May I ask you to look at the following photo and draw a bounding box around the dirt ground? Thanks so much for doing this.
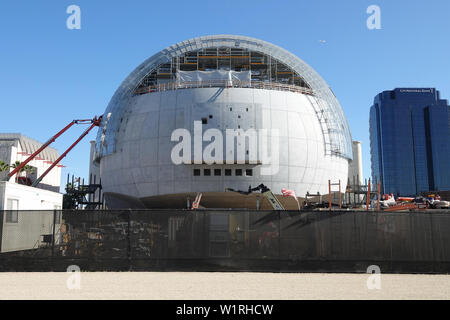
[0,272,449,300]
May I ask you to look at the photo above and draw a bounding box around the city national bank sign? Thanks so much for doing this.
[399,89,434,93]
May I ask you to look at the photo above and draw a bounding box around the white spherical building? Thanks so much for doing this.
[93,35,352,209]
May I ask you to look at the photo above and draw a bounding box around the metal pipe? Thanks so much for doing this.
[328,180,331,211]
[377,179,381,210]
[339,179,341,209]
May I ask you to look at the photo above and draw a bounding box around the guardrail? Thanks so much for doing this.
[134,80,315,96]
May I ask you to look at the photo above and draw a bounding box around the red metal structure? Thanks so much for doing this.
[6,116,102,187]
[366,179,371,211]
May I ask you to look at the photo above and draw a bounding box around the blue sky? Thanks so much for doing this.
[1,0,449,188]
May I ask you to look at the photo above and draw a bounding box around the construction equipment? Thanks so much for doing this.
[328,179,342,210]
[226,184,285,210]
[64,174,104,209]
[4,116,102,187]
[191,193,202,210]
[383,202,419,212]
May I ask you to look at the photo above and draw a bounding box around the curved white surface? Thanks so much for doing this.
[99,88,348,201]
[96,35,352,160]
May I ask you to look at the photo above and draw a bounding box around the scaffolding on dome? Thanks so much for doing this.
[96,35,353,160]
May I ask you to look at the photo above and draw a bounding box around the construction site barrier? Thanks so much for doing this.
[0,209,450,273]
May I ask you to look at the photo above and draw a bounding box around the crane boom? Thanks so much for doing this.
[4,116,102,186]
[31,117,102,187]
[7,121,75,181]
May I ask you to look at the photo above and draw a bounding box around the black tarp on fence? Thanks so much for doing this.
[0,209,449,273]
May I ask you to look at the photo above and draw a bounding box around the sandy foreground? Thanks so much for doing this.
[0,272,449,300]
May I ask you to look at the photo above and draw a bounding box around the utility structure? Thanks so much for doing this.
[344,176,382,209]
[303,192,323,209]
[64,173,104,209]
[4,116,102,187]
[328,180,342,210]
[226,184,285,210]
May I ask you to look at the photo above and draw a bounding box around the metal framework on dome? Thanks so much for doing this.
[96,35,353,160]
[134,47,312,93]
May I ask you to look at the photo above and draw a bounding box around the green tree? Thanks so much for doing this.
[11,161,26,183]
[0,160,10,172]
[63,182,88,209]
[23,164,35,180]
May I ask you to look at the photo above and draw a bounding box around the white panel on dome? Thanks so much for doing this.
[160,91,177,110]
[307,139,318,166]
[272,165,288,182]
[289,166,307,183]
[269,91,287,109]
[288,138,308,166]
[158,165,174,182]
[159,109,176,137]
[139,166,159,182]
[158,181,174,195]
[287,112,306,139]
[271,111,288,137]
[137,182,158,198]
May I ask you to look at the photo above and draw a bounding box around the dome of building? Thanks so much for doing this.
[93,35,353,209]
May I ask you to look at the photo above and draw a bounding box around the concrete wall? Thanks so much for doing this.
[0,182,62,253]
[99,88,349,207]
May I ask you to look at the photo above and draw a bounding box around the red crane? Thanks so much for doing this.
[5,116,102,187]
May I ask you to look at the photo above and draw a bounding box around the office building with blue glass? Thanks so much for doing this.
[370,88,450,196]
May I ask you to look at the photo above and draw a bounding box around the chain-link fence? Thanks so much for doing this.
[1,209,450,272]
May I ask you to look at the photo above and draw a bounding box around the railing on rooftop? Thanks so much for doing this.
[134,80,315,96]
